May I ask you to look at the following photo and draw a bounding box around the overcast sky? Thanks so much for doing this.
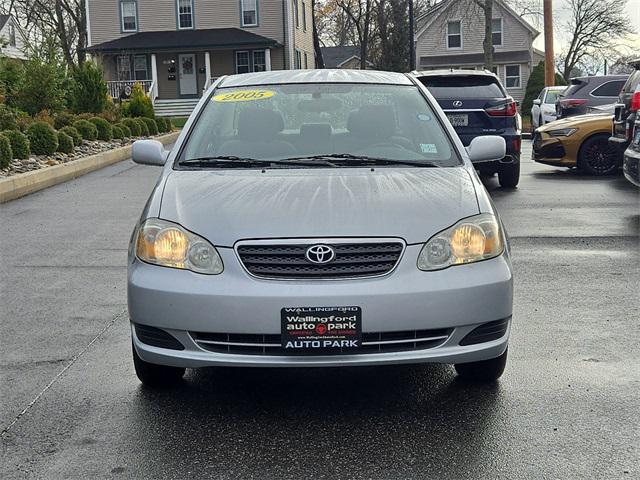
[529,0,640,52]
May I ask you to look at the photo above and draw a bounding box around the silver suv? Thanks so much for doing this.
[128,70,513,387]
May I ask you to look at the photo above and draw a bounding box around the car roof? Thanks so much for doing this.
[412,69,496,78]
[218,69,413,87]
[571,75,628,82]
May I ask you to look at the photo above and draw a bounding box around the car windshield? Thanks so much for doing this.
[179,83,460,167]
[419,75,505,98]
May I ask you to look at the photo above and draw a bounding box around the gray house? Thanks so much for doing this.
[414,0,543,102]
[85,0,315,116]
[0,15,27,61]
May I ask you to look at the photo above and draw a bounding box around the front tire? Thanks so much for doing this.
[455,348,508,383]
[578,134,618,175]
[498,155,520,188]
[132,342,185,387]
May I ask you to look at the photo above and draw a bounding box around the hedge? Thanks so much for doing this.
[53,111,77,130]
[112,125,125,139]
[115,122,131,138]
[73,119,98,141]
[0,133,12,168]
[135,117,150,137]
[57,131,74,153]
[27,121,58,155]
[121,118,141,137]
[89,116,113,141]
[60,125,82,147]
[2,129,30,159]
[140,117,158,135]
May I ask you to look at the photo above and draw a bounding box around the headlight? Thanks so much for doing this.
[548,128,577,137]
[135,218,223,274]
[417,214,504,271]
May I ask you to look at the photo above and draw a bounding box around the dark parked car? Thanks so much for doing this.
[413,70,521,188]
[623,96,640,187]
[609,60,640,159]
[556,75,627,119]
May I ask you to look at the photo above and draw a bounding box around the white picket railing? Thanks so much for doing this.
[106,80,153,101]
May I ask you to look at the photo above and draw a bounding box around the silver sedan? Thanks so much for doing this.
[128,69,513,386]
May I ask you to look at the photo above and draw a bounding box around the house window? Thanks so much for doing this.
[447,21,461,49]
[302,1,307,31]
[134,55,148,80]
[120,1,137,32]
[177,0,194,29]
[294,0,299,28]
[295,50,302,69]
[241,0,258,27]
[117,55,132,80]
[8,23,16,47]
[492,18,502,46]
[236,51,251,73]
[505,65,521,88]
[253,50,266,72]
[304,52,308,69]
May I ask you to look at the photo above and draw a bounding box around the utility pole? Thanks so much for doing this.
[409,0,416,71]
[543,0,555,86]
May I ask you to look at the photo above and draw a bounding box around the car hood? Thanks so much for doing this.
[539,113,613,131]
[159,167,479,246]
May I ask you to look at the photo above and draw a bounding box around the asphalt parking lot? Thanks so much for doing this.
[1,140,639,479]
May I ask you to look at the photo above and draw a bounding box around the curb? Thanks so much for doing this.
[0,131,180,204]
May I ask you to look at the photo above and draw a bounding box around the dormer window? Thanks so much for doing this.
[8,23,16,46]
[447,21,461,49]
[177,0,194,29]
[492,18,503,46]
[242,0,258,27]
[120,1,137,32]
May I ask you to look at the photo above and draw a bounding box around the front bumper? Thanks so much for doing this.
[128,246,513,368]
[623,147,640,186]
[532,131,573,167]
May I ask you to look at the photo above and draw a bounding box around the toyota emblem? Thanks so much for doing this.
[305,244,336,264]
[453,100,463,108]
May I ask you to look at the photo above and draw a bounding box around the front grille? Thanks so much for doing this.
[191,328,452,356]
[236,242,404,279]
[459,318,510,346]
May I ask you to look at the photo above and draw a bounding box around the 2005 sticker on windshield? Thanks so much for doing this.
[212,90,275,102]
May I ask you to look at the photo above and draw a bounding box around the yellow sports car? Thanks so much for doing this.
[533,114,619,175]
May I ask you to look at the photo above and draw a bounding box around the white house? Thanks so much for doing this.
[415,0,544,102]
[0,15,27,61]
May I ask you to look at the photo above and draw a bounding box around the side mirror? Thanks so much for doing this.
[132,140,168,166]
[465,136,506,163]
[533,99,542,106]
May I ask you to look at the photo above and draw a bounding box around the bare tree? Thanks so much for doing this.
[473,0,494,70]
[560,0,632,81]
[335,0,373,69]
[311,0,325,67]
[6,0,87,66]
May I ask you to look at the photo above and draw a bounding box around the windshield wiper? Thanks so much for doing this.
[178,156,337,168]
[281,154,441,168]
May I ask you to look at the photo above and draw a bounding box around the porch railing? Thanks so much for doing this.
[106,80,153,101]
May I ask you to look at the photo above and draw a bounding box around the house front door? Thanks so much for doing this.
[178,54,197,96]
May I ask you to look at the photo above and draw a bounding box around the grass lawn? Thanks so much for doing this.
[171,117,188,128]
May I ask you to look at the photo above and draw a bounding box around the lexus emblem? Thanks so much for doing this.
[305,244,336,264]
[453,100,463,108]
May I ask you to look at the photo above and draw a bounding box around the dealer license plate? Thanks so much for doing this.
[447,113,468,127]
[281,306,362,352]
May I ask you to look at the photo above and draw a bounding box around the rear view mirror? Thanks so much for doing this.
[132,140,168,166]
[533,99,542,106]
[465,136,506,163]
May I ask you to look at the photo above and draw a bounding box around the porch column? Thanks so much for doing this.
[151,54,158,82]
[205,51,212,84]
[265,48,271,71]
